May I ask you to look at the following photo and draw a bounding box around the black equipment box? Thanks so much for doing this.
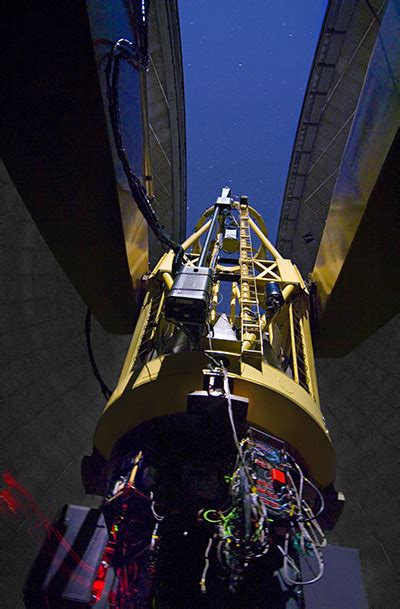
[23,505,111,608]
[165,265,213,325]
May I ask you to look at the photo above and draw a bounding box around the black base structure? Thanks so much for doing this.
[22,375,357,609]
[24,505,294,609]
[23,506,367,609]
[301,545,368,609]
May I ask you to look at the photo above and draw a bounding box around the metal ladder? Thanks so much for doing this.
[239,205,263,363]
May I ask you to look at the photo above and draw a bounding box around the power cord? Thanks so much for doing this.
[85,309,112,401]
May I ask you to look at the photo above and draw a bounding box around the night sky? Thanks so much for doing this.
[178,1,328,243]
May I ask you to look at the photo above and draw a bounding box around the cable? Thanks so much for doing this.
[150,521,160,550]
[287,453,325,521]
[200,537,214,593]
[200,376,326,590]
[150,496,164,522]
[85,309,112,401]
[282,531,324,586]
[222,366,246,468]
[301,475,325,521]
[203,510,223,524]
[299,517,326,550]
[105,38,182,256]
[206,322,215,356]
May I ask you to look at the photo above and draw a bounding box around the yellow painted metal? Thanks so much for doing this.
[182,219,213,251]
[276,259,304,286]
[217,262,241,274]
[94,351,334,486]
[210,280,220,324]
[253,259,281,282]
[288,302,299,384]
[150,219,212,278]
[94,195,334,489]
[294,304,313,395]
[193,205,215,232]
[111,291,153,402]
[242,331,257,352]
[282,283,296,302]
[162,272,173,290]
[246,206,269,240]
[299,296,320,403]
[239,205,263,359]
[129,450,143,486]
[195,203,269,259]
[229,289,236,323]
[186,219,213,257]
[229,283,238,323]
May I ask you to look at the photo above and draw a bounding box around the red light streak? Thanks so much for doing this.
[0,471,96,579]
[0,487,19,514]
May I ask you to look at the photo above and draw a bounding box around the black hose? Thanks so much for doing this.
[85,309,112,401]
[105,38,182,255]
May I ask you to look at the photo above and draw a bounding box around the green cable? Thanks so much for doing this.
[203,510,222,523]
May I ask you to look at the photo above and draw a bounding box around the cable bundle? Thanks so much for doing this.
[105,37,182,255]
[199,362,327,593]
[277,456,327,586]
[220,458,271,592]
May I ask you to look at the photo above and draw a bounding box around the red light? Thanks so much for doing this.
[271,469,286,484]
[92,577,106,602]
[0,488,19,514]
